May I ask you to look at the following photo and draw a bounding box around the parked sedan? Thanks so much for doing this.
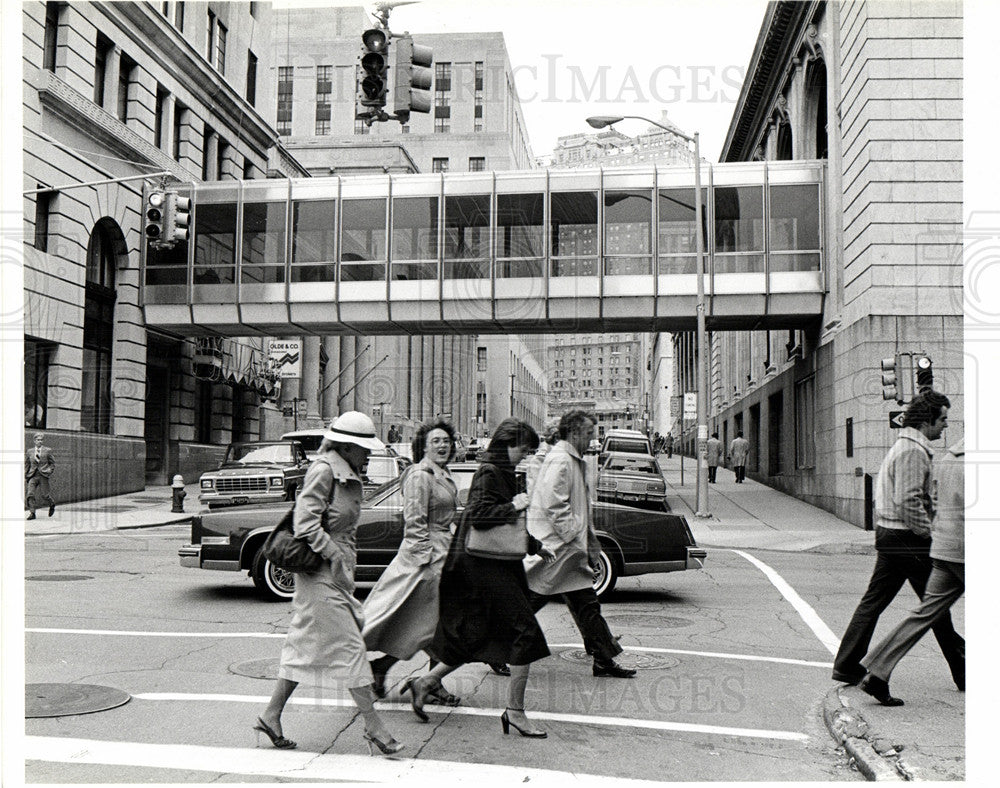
[362,453,411,491]
[179,463,705,601]
[596,451,669,511]
[197,441,310,508]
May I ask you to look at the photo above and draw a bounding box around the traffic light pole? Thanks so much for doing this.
[23,171,174,196]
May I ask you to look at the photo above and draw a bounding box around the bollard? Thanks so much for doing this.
[171,474,186,513]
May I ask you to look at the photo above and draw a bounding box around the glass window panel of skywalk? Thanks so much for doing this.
[657,188,703,275]
[392,196,439,280]
[768,183,821,272]
[550,191,598,277]
[444,194,491,279]
[496,193,543,278]
[713,185,764,274]
[604,189,653,276]
[341,198,387,281]
[242,200,286,284]
[290,199,336,282]
[193,201,237,284]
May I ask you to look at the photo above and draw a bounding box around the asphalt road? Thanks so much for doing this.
[22,522,959,783]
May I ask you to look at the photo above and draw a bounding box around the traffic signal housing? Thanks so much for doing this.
[145,190,166,243]
[881,352,918,405]
[393,34,433,119]
[165,193,191,244]
[358,27,390,115]
[880,356,899,403]
[914,354,933,393]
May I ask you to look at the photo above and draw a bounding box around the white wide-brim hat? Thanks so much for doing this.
[323,411,385,451]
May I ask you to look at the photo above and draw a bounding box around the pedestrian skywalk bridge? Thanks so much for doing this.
[142,161,825,336]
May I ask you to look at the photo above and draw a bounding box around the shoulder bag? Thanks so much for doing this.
[261,507,325,573]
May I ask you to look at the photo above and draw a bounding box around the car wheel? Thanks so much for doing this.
[592,546,619,599]
[251,545,296,601]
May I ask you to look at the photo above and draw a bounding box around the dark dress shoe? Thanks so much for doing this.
[860,675,904,706]
[488,663,511,676]
[27,513,36,520]
[48,504,55,517]
[593,660,636,678]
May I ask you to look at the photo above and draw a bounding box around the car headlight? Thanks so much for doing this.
[269,476,284,486]
[200,479,214,489]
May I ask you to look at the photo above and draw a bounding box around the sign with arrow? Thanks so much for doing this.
[889,410,905,429]
[268,340,301,379]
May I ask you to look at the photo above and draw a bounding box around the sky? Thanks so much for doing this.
[275,0,772,160]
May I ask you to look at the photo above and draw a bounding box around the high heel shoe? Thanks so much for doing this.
[364,731,405,757]
[370,655,395,699]
[500,709,547,738]
[253,716,297,749]
[401,677,460,707]
[400,676,438,722]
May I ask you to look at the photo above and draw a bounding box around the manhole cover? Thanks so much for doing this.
[231,658,280,680]
[606,614,693,629]
[26,575,94,582]
[558,649,680,671]
[26,683,131,718]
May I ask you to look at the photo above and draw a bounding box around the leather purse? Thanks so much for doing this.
[465,510,529,560]
[262,507,324,574]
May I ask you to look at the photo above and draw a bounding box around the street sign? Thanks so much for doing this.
[282,406,293,417]
[683,392,697,420]
[889,410,905,429]
[268,340,301,379]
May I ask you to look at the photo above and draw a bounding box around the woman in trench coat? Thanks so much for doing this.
[363,419,461,703]
[254,412,403,757]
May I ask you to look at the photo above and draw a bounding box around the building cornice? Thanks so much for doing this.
[720,1,820,162]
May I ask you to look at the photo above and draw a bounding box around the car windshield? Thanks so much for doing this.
[605,438,650,454]
[285,434,324,454]
[606,457,658,474]
[365,456,398,484]
[227,444,295,464]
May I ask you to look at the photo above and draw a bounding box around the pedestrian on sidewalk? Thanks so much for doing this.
[665,432,674,459]
[255,412,403,757]
[729,432,749,483]
[405,419,556,738]
[831,391,964,690]
[25,432,56,520]
[363,419,460,704]
[525,418,560,497]
[524,410,636,679]
[706,433,723,483]
[386,424,401,444]
[859,439,965,706]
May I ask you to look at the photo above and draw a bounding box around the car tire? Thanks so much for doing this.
[251,546,296,601]
[592,545,619,599]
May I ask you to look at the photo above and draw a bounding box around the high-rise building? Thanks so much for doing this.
[541,110,694,169]
[674,1,963,526]
[22,0,307,496]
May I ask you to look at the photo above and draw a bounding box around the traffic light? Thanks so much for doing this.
[392,34,433,119]
[164,192,191,244]
[881,357,899,402]
[914,354,933,393]
[358,27,390,114]
[145,190,166,243]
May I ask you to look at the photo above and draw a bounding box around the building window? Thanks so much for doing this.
[174,0,185,31]
[93,33,113,107]
[216,138,229,180]
[277,66,293,136]
[795,376,816,469]
[207,9,216,62]
[216,22,227,74]
[400,123,410,134]
[468,157,485,172]
[154,85,168,149]
[435,61,451,90]
[477,346,487,371]
[315,65,332,135]
[202,126,215,180]
[117,52,136,123]
[82,224,117,434]
[25,338,53,428]
[432,158,449,173]
[172,102,186,160]
[243,156,255,180]
[434,116,450,133]
[434,62,451,133]
[246,50,257,106]
[195,379,213,443]
[43,1,62,72]
[33,189,53,251]
[354,117,370,135]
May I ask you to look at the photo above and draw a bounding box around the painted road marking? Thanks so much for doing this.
[25,629,832,668]
[730,549,840,655]
[132,692,809,742]
[24,735,670,785]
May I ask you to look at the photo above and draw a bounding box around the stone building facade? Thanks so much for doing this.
[674,0,963,526]
[22,1,307,497]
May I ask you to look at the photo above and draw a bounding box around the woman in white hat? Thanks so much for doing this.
[254,412,403,757]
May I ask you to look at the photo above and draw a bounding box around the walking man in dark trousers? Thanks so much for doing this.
[831,391,964,689]
[25,432,56,519]
[729,431,749,483]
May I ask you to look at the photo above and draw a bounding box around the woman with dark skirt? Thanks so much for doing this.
[403,418,555,738]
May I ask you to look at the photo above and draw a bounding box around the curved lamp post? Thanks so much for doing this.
[585,115,710,517]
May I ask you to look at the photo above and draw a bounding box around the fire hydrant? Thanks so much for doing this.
[171,474,186,513]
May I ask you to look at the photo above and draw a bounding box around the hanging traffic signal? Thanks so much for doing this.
[145,190,166,242]
[358,27,390,114]
[165,192,191,244]
[392,34,433,119]
[881,357,899,403]
[914,354,933,393]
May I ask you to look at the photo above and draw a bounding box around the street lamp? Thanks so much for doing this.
[584,115,710,517]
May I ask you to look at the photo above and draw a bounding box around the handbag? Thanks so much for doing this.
[261,507,325,574]
[465,510,529,560]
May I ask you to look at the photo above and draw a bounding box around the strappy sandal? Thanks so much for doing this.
[253,716,297,749]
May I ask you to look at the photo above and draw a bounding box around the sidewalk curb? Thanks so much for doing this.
[822,686,910,781]
[118,515,194,530]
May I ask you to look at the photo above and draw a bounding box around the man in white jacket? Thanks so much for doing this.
[524,410,635,678]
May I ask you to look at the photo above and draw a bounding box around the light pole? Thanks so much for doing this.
[585,115,710,517]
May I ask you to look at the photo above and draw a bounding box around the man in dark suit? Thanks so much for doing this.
[25,432,56,519]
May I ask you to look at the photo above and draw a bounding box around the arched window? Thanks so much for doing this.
[81,222,119,433]
[776,123,793,161]
[805,60,828,160]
